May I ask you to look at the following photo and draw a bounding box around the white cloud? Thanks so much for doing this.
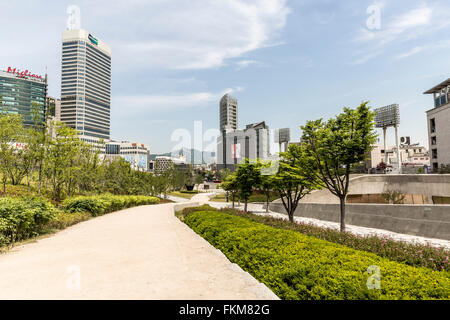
[103,0,290,70]
[113,87,244,115]
[352,4,450,64]
[356,6,433,44]
[350,50,383,65]
[395,40,450,60]
[235,60,260,69]
[396,46,425,59]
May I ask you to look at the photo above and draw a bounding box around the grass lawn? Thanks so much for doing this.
[169,191,200,199]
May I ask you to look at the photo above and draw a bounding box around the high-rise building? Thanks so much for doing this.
[0,67,47,126]
[217,121,270,171]
[220,94,238,131]
[61,29,111,140]
[46,96,61,121]
[424,79,450,171]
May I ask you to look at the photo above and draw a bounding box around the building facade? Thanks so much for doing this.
[424,79,450,171]
[61,29,111,140]
[217,121,270,171]
[0,67,47,126]
[153,156,188,173]
[105,141,150,172]
[220,94,238,131]
[46,96,61,121]
[366,143,430,171]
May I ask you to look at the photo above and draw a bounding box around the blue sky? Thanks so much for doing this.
[2,0,450,153]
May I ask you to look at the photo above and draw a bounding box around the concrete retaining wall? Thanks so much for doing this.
[269,202,450,240]
[289,174,450,204]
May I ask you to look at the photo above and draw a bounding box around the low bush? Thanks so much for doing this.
[62,194,160,216]
[184,210,450,300]
[179,205,450,272]
[0,197,55,246]
[45,211,91,230]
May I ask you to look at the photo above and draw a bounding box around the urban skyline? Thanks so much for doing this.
[1,1,450,154]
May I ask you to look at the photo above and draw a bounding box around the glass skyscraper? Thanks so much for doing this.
[0,68,47,126]
[61,29,111,139]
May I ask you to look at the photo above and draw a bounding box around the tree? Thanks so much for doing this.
[45,122,81,201]
[235,159,261,212]
[272,144,322,222]
[0,112,23,192]
[221,173,239,208]
[258,165,276,213]
[301,101,377,231]
[194,172,204,190]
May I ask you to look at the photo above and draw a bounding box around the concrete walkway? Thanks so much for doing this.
[0,201,277,300]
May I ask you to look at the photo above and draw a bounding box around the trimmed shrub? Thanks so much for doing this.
[179,205,450,272]
[45,211,91,230]
[0,197,56,246]
[62,194,159,216]
[184,210,450,300]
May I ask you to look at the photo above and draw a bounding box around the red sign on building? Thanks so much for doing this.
[7,67,43,80]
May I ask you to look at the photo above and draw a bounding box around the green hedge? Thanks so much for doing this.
[179,205,450,272]
[0,197,55,246]
[62,194,160,216]
[184,210,450,300]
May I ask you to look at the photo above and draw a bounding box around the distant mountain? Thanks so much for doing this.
[150,148,216,164]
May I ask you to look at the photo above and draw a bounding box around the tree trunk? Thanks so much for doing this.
[339,196,346,232]
[266,192,270,213]
[244,199,248,213]
[288,211,294,222]
[288,198,294,222]
[38,164,42,196]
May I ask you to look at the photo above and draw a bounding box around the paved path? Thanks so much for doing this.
[0,202,277,300]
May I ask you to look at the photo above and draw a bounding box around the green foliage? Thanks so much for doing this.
[220,173,239,207]
[0,197,55,246]
[62,194,160,216]
[272,144,323,221]
[235,159,261,212]
[45,210,91,230]
[0,113,198,200]
[179,205,450,271]
[184,210,450,300]
[0,112,25,189]
[301,102,378,231]
[438,164,450,174]
[382,190,406,204]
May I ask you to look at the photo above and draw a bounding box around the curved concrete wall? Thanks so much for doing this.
[269,202,450,240]
[275,174,450,204]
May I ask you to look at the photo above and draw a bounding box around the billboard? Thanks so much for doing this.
[139,154,147,169]
[231,143,241,159]
[374,104,400,128]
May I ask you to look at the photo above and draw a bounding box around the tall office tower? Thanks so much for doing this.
[220,94,238,131]
[61,29,111,140]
